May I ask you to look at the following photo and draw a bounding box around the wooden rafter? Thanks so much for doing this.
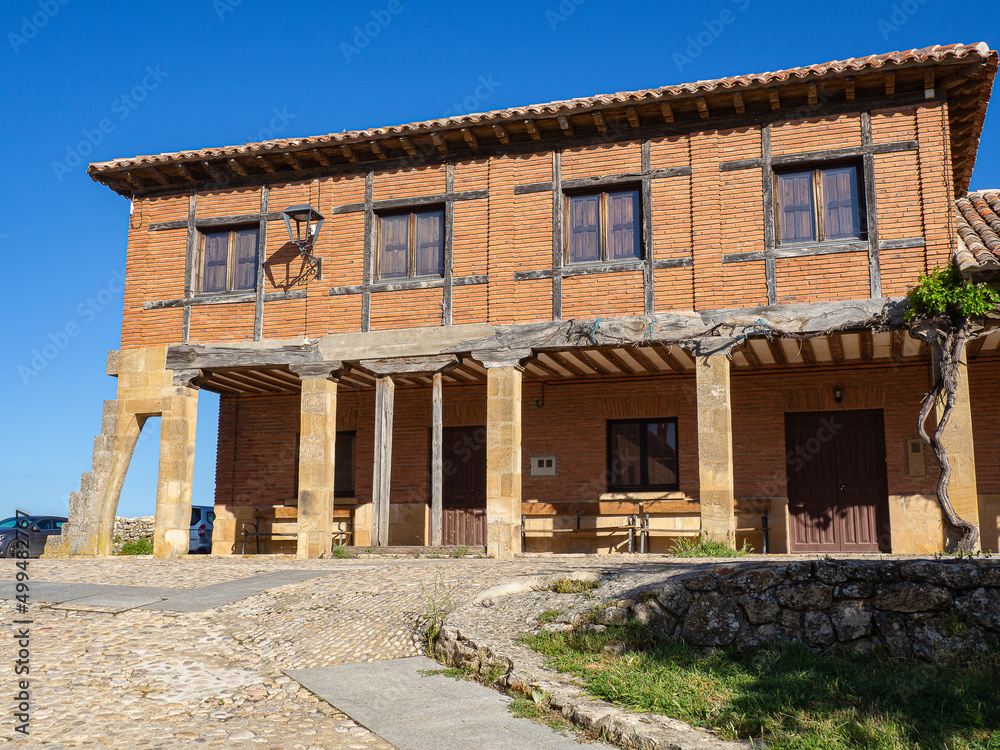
[431,133,447,152]
[575,349,614,375]
[371,141,387,160]
[285,152,304,170]
[461,129,478,149]
[524,120,541,140]
[807,82,818,106]
[340,145,358,163]
[695,96,709,119]
[885,71,895,96]
[924,67,936,98]
[177,163,197,182]
[891,330,904,360]
[558,115,573,136]
[626,107,640,128]
[601,348,641,374]
[492,124,510,144]
[202,161,228,181]
[860,330,874,361]
[547,351,591,377]
[399,137,417,156]
[968,336,986,357]
[314,150,331,167]
[624,346,664,373]
[845,77,855,100]
[767,338,787,366]
[660,102,674,124]
[256,156,276,174]
[732,92,745,115]
[650,344,685,372]
[528,358,562,378]
[739,340,762,368]
[592,111,607,133]
[148,167,171,186]
[799,338,817,364]
[768,87,780,111]
[829,332,846,363]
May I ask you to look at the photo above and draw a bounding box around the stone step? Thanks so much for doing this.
[79,472,93,495]
[101,400,118,434]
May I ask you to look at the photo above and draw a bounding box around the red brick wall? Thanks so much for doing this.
[121,101,954,348]
[216,361,959,509]
[970,354,1000,495]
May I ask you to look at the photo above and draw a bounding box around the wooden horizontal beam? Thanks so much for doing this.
[360,354,460,376]
[514,166,692,195]
[144,289,305,310]
[166,342,327,370]
[150,211,283,232]
[332,189,488,215]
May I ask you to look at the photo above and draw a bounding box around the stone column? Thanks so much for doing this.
[291,364,340,559]
[933,341,981,549]
[153,371,200,559]
[476,349,530,558]
[691,339,738,545]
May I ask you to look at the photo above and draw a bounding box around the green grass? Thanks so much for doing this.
[538,609,562,625]
[523,623,1000,750]
[451,544,469,558]
[668,536,753,557]
[117,537,153,555]
[331,545,354,559]
[541,577,601,595]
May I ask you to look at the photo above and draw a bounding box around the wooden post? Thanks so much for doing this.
[431,371,443,546]
[372,375,395,546]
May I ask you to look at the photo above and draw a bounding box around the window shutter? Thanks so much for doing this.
[202,232,229,292]
[414,210,444,277]
[568,194,600,263]
[778,172,816,243]
[232,229,259,290]
[821,167,861,240]
[607,189,641,260]
[379,214,409,279]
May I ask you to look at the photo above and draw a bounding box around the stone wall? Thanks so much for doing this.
[112,516,155,553]
[608,559,1000,661]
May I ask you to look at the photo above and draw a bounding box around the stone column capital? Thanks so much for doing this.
[471,348,532,370]
[289,362,343,381]
[683,337,740,359]
[172,369,203,388]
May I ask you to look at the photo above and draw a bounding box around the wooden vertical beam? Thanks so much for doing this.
[641,139,654,315]
[362,171,374,331]
[552,150,563,320]
[861,112,882,298]
[443,164,455,325]
[253,185,269,341]
[182,192,198,344]
[372,375,395,547]
[430,372,443,547]
[760,124,777,304]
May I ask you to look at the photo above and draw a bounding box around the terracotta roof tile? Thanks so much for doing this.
[955,190,1000,274]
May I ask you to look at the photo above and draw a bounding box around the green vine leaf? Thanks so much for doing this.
[904,266,1000,322]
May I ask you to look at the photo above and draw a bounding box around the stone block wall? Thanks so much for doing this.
[112,516,155,553]
[609,559,1000,662]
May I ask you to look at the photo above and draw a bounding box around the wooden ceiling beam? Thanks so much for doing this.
[176,163,197,182]
[968,336,986,357]
[766,338,787,366]
[399,137,417,156]
[885,71,895,97]
[340,145,358,163]
[371,141,387,160]
[660,102,674,124]
[575,349,614,375]
[148,166,171,186]
[768,87,780,111]
[799,338,816,364]
[202,161,229,182]
[592,111,608,133]
[845,77,855,100]
[431,133,447,152]
[739,340,762,368]
[807,82,818,106]
[461,129,478,149]
[650,344,686,372]
[600,348,641,374]
[626,106,640,128]
[545,351,590,377]
[314,150,331,167]
[890,330,904,361]
[829,332,846,364]
[227,159,249,177]
[860,330,874,361]
[492,124,510,144]
[624,346,664,373]
[123,173,146,191]
[284,152,304,170]
[924,67,936,99]
[528,357,562,378]
[524,120,541,140]
[558,115,574,136]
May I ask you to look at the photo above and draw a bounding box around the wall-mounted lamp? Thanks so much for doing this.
[833,385,843,404]
[281,204,325,278]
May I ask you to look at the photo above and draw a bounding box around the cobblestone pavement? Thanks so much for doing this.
[0,555,678,749]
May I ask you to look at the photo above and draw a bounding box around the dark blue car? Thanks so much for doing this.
[0,516,68,558]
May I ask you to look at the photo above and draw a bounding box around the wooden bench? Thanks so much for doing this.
[241,505,298,554]
[637,499,702,553]
[521,501,640,553]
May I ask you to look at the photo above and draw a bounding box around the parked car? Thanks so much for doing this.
[190,506,215,553]
[0,516,68,558]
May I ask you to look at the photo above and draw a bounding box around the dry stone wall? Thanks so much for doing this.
[112,516,155,553]
[604,559,1000,662]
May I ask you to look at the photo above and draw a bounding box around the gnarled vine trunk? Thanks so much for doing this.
[914,319,980,553]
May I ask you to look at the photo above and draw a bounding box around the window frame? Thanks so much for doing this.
[564,185,643,266]
[605,417,679,492]
[375,206,446,281]
[195,225,259,294]
[773,162,867,246]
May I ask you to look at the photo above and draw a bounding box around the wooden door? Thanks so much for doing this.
[441,426,487,546]
[785,410,889,553]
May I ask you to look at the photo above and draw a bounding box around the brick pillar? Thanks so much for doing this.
[292,365,339,559]
[153,373,199,559]
[933,341,981,548]
[478,350,529,558]
[692,340,737,545]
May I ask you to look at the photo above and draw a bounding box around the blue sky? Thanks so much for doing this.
[1,0,997,519]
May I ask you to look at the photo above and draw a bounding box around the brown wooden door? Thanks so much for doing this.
[785,410,889,553]
[441,425,487,546]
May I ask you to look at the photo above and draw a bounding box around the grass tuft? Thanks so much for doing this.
[117,537,153,555]
[523,622,1000,750]
[331,545,354,559]
[667,536,752,558]
[540,577,601,595]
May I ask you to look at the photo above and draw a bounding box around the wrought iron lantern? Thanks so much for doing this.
[281,204,325,278]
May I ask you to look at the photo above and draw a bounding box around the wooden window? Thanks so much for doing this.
[775,165,864,245]
[377,208,444,280]
[566,188,641,264]
[607,418,678,491]
[197,227,259,293]
[334,431,356,498]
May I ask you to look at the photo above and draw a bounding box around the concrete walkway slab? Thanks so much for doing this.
[289,656,615,750]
